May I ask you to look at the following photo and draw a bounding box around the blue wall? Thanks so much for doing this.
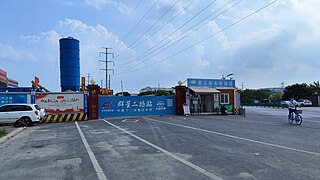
[99,96,176,118]
[0,94,28,106]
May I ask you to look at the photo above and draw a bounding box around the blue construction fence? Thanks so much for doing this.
[0,92,176,118]
[0,93,29,105]
[98,96,176,118]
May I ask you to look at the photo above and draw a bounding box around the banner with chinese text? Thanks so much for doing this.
[98,96,176,118]
[36,93,84,114]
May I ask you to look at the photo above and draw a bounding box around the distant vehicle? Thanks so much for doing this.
[297,99,312,107]
[0,104,43,127]
[280,100,289,107]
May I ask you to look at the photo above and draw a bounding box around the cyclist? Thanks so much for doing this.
[287,98,300,118]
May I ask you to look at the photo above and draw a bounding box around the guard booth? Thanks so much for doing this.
[187,78,237,114]
[188,87,220,114]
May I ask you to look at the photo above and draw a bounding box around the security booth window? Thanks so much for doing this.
[220,93,229,104]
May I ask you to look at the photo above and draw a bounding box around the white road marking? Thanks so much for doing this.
[103,120,223,180]
[143,117,320,157]
[75,122,107,180]
[122,119,139,123]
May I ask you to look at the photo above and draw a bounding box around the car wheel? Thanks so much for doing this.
[14,120,24,127]
[20,117,33,127]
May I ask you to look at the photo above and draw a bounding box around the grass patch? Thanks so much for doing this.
[0,129,6,137]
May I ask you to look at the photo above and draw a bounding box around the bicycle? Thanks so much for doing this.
[288,109,302,125]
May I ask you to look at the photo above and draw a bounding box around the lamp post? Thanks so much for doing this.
[222,73,234,80]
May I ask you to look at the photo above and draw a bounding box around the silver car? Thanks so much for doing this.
[0,104,43,127]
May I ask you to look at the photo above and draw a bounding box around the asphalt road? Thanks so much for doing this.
[0,107,319,180]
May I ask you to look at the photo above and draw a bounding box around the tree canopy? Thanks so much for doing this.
[241,81,320,103]
[282,83,313,100]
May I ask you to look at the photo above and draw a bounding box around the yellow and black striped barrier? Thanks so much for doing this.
[41,113,88,123]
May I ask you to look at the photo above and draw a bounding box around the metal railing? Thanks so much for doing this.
[242,103,288,109]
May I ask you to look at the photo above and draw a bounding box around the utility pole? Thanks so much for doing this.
[87,73,91,85]
[99,47,115,89]
[108,74,111,90]
[121,80,124,96]
[281,82,285,88]
[241,82,245,90]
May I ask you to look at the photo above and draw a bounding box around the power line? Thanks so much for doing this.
[113,0,161,50]
[114,0,180,60]
[131,0,197,50]
[116,0,239,74]
[115,0,218,72]
[119,0,278,75]
[117,0,241,74]
[99,48,115,89]
[116,0,197,67]
[113,0,144,35]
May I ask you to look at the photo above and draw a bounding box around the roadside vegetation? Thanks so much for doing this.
[138,90,174,96]
[0,129,6,137]
[241,81,320,105]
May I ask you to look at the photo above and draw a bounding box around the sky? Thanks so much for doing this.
[0,0,319,93]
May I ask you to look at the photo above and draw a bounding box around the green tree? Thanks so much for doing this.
[115,92,131,96]
[309,81,320,96]
[282,83,312,100]
[271,92,283,101]
[155,90,171,96]
[240,89,271,103]
[138,91,155,96]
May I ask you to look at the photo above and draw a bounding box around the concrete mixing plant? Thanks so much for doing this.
[59,37,80,92]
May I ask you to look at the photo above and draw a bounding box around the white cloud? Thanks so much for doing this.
[57,18,135,80]
[85,0,133,15]
[0,43,36,62]
[58,18,133,54]
[21,30,61,46]
[157,0,192,15]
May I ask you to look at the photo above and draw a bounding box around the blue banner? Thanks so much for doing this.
[31,94,35,104]
[187,78,235,88]
[84,92,88,114]
[0,94,28,106]
[98,96,176,118]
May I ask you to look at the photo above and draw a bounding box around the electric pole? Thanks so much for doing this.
[121,80,124,96]
[241,82,245,90]
[87,73,91,85]
[99,47,115,89]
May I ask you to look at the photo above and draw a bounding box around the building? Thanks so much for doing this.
[186,78,238,113]
[0,69,7,87]
[259,87,285,95]
[0,69,18,88]
[7,78,18,88]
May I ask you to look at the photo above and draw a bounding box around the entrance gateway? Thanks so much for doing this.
[186,78,237,114]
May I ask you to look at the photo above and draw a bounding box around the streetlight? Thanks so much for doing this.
[222,73,234,80]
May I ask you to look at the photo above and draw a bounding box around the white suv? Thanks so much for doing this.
[0,104,43,127]
[297,99,312,107]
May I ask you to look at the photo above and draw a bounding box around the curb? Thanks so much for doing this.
[0,127,26,145]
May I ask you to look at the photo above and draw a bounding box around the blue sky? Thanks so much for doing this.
[0,0,319,93]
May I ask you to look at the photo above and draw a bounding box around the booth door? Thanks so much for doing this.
[201,95,213,112]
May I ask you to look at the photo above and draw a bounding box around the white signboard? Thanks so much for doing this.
[36,93,84,114]
[183,104,190,116]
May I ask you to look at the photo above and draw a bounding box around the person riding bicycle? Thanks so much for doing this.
[287,98,300,118]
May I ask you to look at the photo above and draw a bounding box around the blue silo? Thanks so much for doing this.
[59,37,80,92]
